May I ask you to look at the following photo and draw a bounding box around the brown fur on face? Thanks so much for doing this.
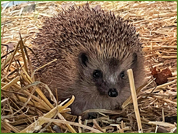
[66,49,145,115]
[30,4,145,116]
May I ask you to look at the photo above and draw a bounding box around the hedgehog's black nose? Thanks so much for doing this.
[108,88,118,97]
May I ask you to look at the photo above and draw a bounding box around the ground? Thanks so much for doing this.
[1,1,177,133]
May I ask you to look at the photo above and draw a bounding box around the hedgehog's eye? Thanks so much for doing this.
[120,71,125,79]
[93,70,103,79]
[80,53,88,67]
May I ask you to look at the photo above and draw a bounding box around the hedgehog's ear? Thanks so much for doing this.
[132,53,137,64]
[79,53,88,67]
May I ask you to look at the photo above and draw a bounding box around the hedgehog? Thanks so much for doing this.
[31,4,145,116]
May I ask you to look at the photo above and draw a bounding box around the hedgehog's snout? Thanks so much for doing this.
[108,88,118,97]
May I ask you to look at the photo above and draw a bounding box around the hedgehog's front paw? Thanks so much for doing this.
[81,112,99,120]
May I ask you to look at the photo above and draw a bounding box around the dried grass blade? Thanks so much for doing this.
[148,121,175,128]
[57,112,77,133]
[19,96,75,133]
[93,119,105,132]
[40,118,102,133]
[17,95,50,110]
[2,119,20,133]
[1,52,14,70]
[122,78,155,108]
[146,80,177,93]
[127,69,143,133]
[1,76,20,90]
[21,67,54,109]
[19,36,28,72]
[6,41,20,72]
[31,58,57,79]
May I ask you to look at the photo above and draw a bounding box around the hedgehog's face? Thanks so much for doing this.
[78,52,144,99]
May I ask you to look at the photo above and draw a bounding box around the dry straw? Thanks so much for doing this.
[1,1,177,133]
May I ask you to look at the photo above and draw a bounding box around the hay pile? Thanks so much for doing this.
[1,1,177,133]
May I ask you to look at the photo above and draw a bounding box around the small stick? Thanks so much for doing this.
[127,69,143,133]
